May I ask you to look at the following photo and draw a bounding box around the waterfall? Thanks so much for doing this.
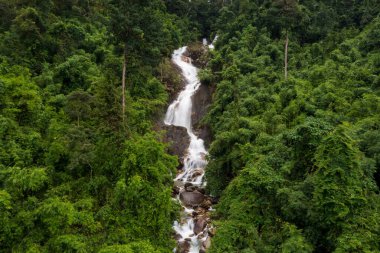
[165,47,212,253]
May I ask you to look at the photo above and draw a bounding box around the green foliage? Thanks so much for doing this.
[0,0,190,252]
[206,2,380,252]
[1,1,379,252]
[99,241,160,253]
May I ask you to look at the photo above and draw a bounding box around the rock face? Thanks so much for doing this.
[191,83,214,148]
[162,125,190,159]
[194,217,207,235]
[162,61,186,104]
[178,240,190,253]
[186,42,209,68]
[180,191,205,207]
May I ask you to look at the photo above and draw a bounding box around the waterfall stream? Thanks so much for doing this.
[165,47,212,253]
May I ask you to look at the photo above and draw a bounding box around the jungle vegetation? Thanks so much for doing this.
[0,0,379,252]
[203,1,380,252]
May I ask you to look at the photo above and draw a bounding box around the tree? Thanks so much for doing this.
[271,0,301,79]
[109,0,179,123]
[65,90,92,126]
[308,125,377,251]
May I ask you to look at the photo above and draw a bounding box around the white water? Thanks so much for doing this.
[165,47,210,253]
[202,36,218,50]
[208,36,218,50]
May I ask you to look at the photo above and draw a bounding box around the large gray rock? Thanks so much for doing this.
[194,217,207,235]
[180,191,205,207]
[191,83,214,148]
[162,125,190,159]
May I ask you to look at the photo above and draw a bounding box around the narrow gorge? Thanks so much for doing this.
[164,46,214,253]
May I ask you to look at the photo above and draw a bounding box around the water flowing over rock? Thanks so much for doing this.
[164,46,214,253]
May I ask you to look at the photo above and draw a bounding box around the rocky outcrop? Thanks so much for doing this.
[180,191,205,207]
[162,125,190,160]
[194,217,207,235]
[186,42,209,68]
[191,83,214,148]
[159,59,186,103]
[178,240,190,253]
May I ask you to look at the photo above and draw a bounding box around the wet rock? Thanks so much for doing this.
[200,198,212,210]
[162,125,190,159]
[191,168,204,178]
[174,180,185,188]
[186,42,209,68]
[197,231,207,240]
[203,237,211,249]
[194,217,207,235]
[172,186,180,197]
[161,61,185,103]
[177,159,184,170]
[174,233,182,241]
[194,207,207,216]
[191,82,214,148]
[196,188,206,194]
[185,185,197,192]
[200,248,206,253]
[181,55,192,63]
[180,191,205,207]
[178,240,190,253]
[184,182,196,192]
[184,182,193,188]
[209,227,216,237]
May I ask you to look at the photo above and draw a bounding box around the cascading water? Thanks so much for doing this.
[165,47,213,253]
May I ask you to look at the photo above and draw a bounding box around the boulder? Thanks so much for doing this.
[172,186,180,197]
[191,168,204,178]
[178,240,190,253]
[200,198,212,210]
[185,185,197,192]
[191,82,214,148]
[197,188,206,194]
[174,180,185,188]
[174,233,182,241]
[194,217,207,235]
[184,182,196,192]
[162,125,190,159]
[184,182,193,188]
[180,191,205,207]
[209,227,216,237]
[203,237,211,249]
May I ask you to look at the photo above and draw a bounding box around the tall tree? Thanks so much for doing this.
[272,0,301,79]
[109,0,179,123]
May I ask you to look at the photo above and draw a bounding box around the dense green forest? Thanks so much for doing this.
[203,0,380,252]
[0,0,218,252]
[0,0,379,252]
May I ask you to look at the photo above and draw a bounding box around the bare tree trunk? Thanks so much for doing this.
[284,30,289,80]
[122,44,127,123]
